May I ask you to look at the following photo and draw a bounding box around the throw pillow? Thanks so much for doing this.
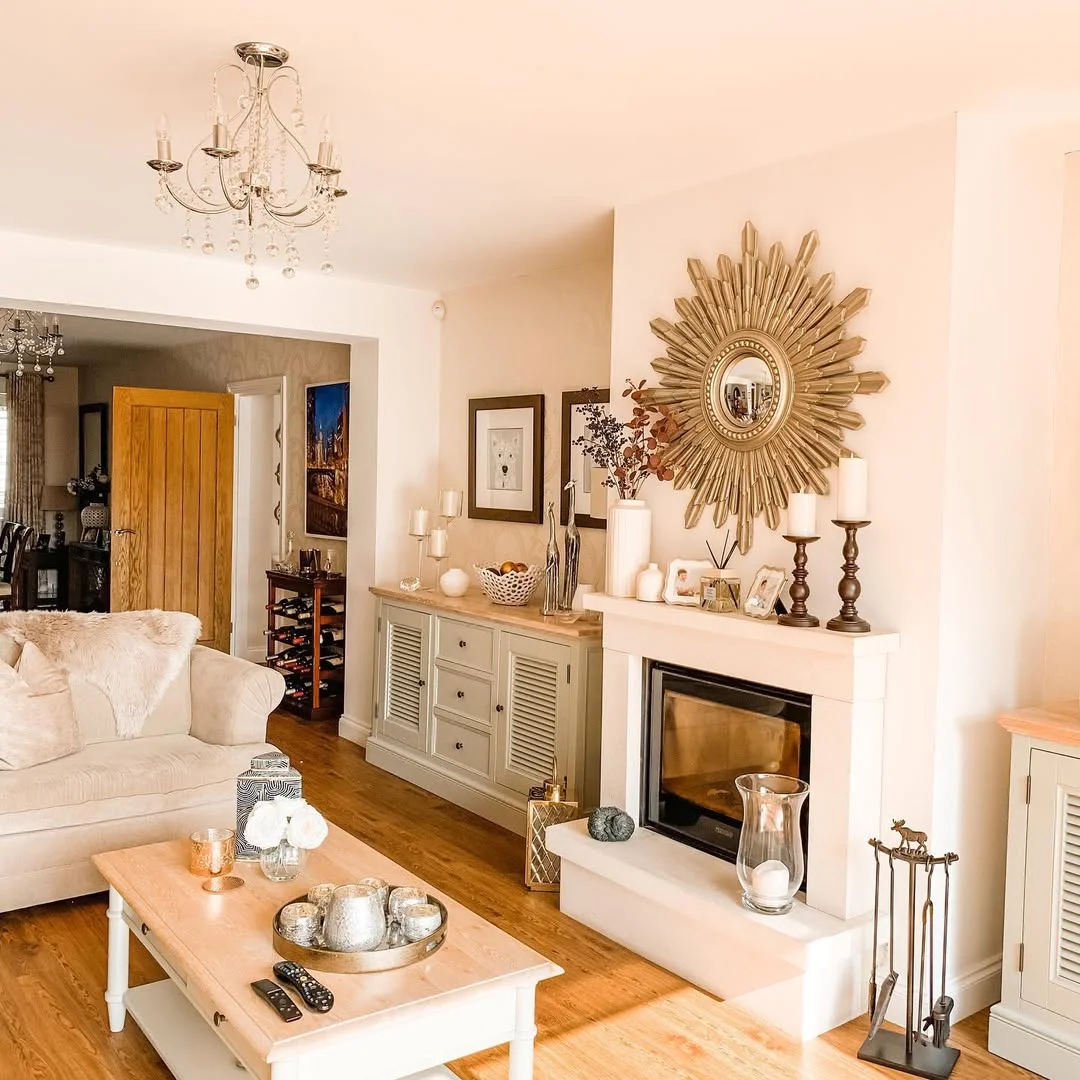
[0,641,82,770]
[0,631,20,668]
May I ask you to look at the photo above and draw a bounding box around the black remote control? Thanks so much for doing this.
[250,979,303,1022]
[273,961,334,1013]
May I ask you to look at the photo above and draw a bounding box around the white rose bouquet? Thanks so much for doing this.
[244,796,329,851]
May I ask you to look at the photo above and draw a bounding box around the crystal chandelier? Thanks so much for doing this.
[0,309,65,376]
[147,42,346,289]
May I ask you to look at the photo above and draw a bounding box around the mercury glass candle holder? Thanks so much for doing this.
[734,773,809,915]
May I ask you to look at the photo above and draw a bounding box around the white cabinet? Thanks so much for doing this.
[366,590,602,834]
[990,709,1080,1079]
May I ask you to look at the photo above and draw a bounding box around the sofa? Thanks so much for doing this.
[0,633,286,913]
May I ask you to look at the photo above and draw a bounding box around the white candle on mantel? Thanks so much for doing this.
[439,489,462,518]
[750,859,791,901]
[408,508,431,537]
[429,528,447,558]
[786,492,817,538]
[837,457,869,522]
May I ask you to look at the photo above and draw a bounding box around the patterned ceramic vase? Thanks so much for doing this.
[80,502,109,530]
[236,751,302,859]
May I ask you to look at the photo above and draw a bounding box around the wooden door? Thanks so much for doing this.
[111,387,234,651]
[495,633,571,797]
[378,603,432,751]
[1022,749,1080,1022]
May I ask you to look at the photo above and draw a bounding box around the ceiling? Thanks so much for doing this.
[3,2,1080,290]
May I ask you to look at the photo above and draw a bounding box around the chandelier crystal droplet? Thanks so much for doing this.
[147,42,346,287]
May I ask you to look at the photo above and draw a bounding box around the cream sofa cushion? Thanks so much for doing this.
[0,642,82,770]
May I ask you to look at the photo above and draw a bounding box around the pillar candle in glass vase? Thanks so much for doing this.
[439,489,462,518]
[836,457,868,521]
[786,492,817,537]
[429,528,447,558]
[408,508,431,537]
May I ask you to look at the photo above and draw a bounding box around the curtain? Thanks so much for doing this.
[6,374,45,530]
[0,376,8,522]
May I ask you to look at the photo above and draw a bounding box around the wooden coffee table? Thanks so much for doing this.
[92,824,561,1080]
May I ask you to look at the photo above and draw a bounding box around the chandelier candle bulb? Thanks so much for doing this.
[429,528,447,558]
[155,114,171,162]
[786,492,817,538]
[837,457,869,522]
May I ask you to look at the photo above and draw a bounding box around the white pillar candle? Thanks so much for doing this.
[837,457,868,521]
[408,508,430,537]
[750,859,791,900]
[439,489,462,518]
[786,492,817,537]
[428,528,447,558]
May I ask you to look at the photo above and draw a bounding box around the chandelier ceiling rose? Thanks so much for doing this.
[147,40,345,288]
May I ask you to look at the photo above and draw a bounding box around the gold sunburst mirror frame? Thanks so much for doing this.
[646,222,889,552]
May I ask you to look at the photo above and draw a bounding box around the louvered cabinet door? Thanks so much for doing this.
[495,633,571,797]
[378,604,432,751]
[1022,749,1080,1021]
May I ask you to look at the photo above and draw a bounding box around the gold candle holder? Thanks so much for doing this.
[189,828,244,893]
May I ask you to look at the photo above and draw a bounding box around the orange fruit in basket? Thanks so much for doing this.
[499,561,518,575]
[513,562,528,572]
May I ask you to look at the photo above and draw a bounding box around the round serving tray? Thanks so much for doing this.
[271,890,448,974]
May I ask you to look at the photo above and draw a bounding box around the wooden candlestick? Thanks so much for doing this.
[778,535,819,628]
[827,520,871,633]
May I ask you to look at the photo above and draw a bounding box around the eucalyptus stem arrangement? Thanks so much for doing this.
[572,380,678,500]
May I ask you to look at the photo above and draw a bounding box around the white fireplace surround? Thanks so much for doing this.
[546,593,900,1038]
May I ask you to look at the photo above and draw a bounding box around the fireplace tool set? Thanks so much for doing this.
[859,822,960,1080]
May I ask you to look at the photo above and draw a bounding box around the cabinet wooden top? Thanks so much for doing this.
[999,703,1080,747]
[370,586,602,640]
[267,569,347,595]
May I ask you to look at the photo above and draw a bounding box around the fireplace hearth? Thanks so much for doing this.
[644,662,811,873]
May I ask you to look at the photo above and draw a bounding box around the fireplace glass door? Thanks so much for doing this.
[644,663,811,865]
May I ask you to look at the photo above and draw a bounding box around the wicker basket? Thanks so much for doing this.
[473,564,544,606]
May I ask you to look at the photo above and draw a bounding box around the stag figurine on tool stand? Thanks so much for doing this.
[860,822,960,1080]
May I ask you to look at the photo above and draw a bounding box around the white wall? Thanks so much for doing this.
[0,228,440,739]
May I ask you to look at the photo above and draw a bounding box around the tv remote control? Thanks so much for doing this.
[273,961,334,1013]
[250,979,303,1022]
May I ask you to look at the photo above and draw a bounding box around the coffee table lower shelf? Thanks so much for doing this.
[125,979,454,1080]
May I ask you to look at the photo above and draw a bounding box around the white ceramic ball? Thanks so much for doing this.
[439,568,470,597]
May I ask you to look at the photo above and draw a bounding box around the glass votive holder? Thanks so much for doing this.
[387,886,427,923]
[189,828,243,893]
[280,901,321,946]
[358,877,390,911]
[402,903,443,942]
[307,882,337,916]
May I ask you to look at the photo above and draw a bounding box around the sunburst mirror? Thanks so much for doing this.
[647,221,888,552]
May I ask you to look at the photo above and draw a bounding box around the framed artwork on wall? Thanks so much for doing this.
[305,381,350,539]
[468,395,544,524]
[560,388,609,529]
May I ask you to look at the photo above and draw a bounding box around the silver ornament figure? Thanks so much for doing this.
[561,480,580,611]
[542,501,561,616]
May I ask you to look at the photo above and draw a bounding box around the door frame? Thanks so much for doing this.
[228,376,287,658]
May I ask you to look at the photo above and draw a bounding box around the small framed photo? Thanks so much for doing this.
[744,565,787,619]
[663,559,714,606]
[81,527,101,545]
[468,395,545,524]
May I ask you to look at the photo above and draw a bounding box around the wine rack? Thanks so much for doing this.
[265,569,346,722]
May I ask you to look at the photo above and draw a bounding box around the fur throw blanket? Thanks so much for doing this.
[0,610,200,737]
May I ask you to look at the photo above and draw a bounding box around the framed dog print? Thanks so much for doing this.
[560,388,609,529]
[305,381,350,538]
[468,395,544,524]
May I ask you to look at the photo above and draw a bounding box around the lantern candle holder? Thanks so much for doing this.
[734,773,809,915]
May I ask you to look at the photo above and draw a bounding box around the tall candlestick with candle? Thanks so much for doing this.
[400,508,431,592]
[427,527,448,588]
[779,492,820,628]
[829,456,871,632]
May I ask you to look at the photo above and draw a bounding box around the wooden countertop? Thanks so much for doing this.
[999,703,1080,748]
[370,586,602,640]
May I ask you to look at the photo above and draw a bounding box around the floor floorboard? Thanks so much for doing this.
[0,711,1039,1079]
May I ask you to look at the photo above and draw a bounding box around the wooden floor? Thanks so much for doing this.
[0,711,1038,1080]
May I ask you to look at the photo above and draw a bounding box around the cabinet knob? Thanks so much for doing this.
[214,1011,227,1027]
[454,741,464,750]
[456,690,465,699]
[496,704,504,713]
[458,639,467,648]
[417,678,426,687]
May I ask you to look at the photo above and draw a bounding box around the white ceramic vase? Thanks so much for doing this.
[606,499,652,598]
[635,562,664,602]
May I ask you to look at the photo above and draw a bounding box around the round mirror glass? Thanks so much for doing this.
[719,353,774,427]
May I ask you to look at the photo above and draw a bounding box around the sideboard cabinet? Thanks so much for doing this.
[990,705,1080,1079]
[367,587,603,835]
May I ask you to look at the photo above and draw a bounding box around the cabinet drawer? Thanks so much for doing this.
[434,665,492,726]
[432,715,492,779]
[437,617,494,673]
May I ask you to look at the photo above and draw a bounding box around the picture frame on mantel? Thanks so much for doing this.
[468,394,545,524]
[560,388,609,529]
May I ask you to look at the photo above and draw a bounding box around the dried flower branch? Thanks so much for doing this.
[572,380,678,500]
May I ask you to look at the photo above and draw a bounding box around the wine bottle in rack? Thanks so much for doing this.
[319,627,345,646]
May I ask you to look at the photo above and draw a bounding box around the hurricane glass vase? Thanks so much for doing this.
[259,838,308,882]
[734,773,809,915]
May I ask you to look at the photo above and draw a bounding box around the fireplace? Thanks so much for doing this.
[643,662,811,871]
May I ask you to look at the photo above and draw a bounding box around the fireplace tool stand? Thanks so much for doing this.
[858,827,960,1080]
